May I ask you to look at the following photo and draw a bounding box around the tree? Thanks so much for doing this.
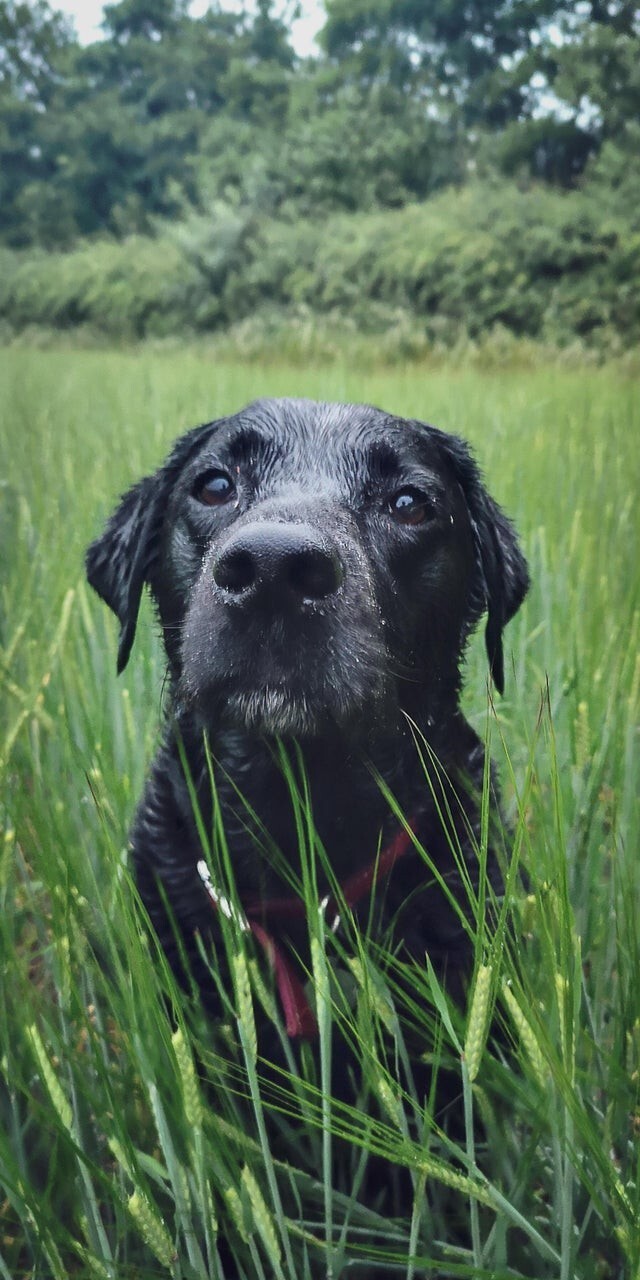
[248,0,295,66]
[320,0,559,126]
[1,0,636,251]
[488,3,640,180]
[320,0,640,181]
[543,4,640,145]
[0,0,75,243]
[0,0,72,103]
[102,0,187,43]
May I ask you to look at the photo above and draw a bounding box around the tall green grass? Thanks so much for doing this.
[1,348,638,1277]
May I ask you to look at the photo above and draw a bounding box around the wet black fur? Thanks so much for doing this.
[86,395,528,1052]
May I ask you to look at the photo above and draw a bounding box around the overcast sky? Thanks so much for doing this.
[55,0,324,53]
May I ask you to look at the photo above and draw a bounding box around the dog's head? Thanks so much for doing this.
[87,399,528,736]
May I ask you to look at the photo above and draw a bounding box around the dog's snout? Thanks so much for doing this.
[213,521,344,605]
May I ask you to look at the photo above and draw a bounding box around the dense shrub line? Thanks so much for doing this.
[1,180,638,350]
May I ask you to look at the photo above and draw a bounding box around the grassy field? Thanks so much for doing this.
[1,347,638,1279]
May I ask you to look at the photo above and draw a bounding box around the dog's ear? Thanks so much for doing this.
[471,492,529,695]
[86,473,165,674]
[86,421,220,673]
[437,433,529,695]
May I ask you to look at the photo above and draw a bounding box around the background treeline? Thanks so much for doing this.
[1,0,639,350]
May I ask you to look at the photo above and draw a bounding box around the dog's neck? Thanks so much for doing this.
[172,698,480,897]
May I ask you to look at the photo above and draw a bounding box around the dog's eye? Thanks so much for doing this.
[193,469,236,507]
[388,487,433,526]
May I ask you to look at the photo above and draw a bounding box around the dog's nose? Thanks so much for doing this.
[213,521,344,604]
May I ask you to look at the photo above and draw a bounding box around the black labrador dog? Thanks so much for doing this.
[87,397,528,1042]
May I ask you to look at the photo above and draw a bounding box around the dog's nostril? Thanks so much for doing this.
[214,548,255,594]
[289,548,343,600]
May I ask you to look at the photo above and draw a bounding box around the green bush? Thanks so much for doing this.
[0,178,638,350]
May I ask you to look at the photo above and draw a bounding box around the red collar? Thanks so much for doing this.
[197,819,416,1040]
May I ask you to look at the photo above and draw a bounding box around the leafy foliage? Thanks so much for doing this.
[1,0,639,250]
[1,176,638,350]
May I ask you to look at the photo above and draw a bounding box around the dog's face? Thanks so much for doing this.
[87,399,528,737]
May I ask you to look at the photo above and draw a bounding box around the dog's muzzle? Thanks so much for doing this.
[179,506,389,735]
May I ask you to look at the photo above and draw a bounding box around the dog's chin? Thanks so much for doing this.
[180,655,393,739]
[191,679,383,739]
[225,687,321,737]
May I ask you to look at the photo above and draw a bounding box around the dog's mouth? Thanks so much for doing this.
[179,636,391,738]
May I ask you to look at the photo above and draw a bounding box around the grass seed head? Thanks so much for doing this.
[127,1192,176,1269]
[465,963,493,1082]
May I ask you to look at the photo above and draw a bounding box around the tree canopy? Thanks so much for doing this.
[0,0,638,248]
